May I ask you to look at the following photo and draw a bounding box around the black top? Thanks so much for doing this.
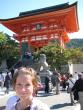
[15,99,31,110]
[24,106,31,110]
[72,78,83,92]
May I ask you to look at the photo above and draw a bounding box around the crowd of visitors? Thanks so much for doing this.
[0,71,11,94]
[0,67,83,110]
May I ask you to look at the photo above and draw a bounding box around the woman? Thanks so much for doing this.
[67,74,76,105]
[4,72,11,94]
[6,67,50,110]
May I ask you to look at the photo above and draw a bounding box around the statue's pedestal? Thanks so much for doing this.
[39,70,53,83]
[40,70,52,76]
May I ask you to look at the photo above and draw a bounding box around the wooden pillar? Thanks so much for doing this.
[27,36,31,52]
[59,36,65,48]
[19,39,22,59]
[58,32,65,49]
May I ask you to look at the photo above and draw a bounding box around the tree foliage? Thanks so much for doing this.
[0,32,20,68]
[33,42,83,72]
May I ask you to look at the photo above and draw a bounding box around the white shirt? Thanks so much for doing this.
[6,95,50,110]
[0,74,4,82]
[67,78,76,88]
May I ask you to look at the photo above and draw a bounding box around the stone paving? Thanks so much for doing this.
[37,91,80,110]
[0,88,80,110]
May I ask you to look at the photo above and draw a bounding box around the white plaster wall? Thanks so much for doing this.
[69,64,83,74]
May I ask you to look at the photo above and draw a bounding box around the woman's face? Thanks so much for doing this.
[15,74,34,101]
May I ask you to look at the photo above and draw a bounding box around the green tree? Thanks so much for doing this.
[33,42,83,72]
[65,48,83,63]
[0,32,20,69]
[0,32,8,62]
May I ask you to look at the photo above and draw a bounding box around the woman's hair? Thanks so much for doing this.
[12,67,38,89]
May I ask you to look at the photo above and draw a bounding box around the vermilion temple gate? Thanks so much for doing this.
[0,2,79,62]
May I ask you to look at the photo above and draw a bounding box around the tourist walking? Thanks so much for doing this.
[53,69,61,95]
[67,74,76,105]
[61,74,67,91]
[45,76,50,93]
[72,73,83,110]
[4,72,11,94]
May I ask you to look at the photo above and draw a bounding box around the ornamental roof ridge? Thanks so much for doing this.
[0,2,77,21]
[19,2,69,17]
[19,2,77,17]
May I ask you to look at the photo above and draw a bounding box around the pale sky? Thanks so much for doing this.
[0,0,83,39]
